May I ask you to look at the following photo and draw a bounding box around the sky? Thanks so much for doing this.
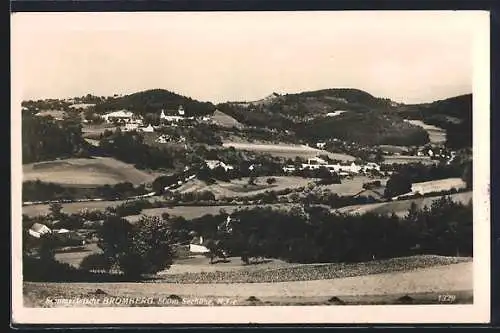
[11,11,486,104]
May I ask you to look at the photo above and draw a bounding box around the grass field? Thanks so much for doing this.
[22,196,161,217]
[222,142,356,161]
[211,110,244,129]
[335,191,472,217]
[23,156,160,187]
[23,259,472,307]
[319,176,387,195]
[382,155,437,165]
[176,176,314,199]
[411,178,467,195]
[405,120,446,144]
[125,203,298,222]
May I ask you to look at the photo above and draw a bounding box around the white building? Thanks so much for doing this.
[178,105,185,116]
[123,123,139,132]
[316,142,326,149]
[141,124,155,133]
[28,223,51,238]
[102,110,135,123]
[205,160,234,171]
[156,135,170,144]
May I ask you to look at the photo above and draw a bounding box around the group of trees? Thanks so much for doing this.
[23,180,148,202]
[79,216,174,278]
[22,112,88,164]
[383,161,473,198]
[165,196,473,264]
[98,130,176,170]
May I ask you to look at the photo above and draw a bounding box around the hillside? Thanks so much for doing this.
[294,111,429,146]
[396,94,472,148]
[217,88,429,146]
[93,89,216,117]
[211,110,244,128]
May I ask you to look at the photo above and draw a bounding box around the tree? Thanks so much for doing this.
[95,215,174,278]
[266,177,277,185]
[49,202,64,221]
[384,172,412,198]
[462,162,473,189]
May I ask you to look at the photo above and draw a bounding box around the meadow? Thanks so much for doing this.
[222,142,356,161]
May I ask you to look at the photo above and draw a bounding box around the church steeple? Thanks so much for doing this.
[160,109,166,119]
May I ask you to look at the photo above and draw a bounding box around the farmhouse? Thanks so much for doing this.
[28,223,51,238]
[140,124,155,133]
[123,123,139,132]
[102,110,135,123]
[189,235,210,253]
[316,142,326,149]
[34,110,66,121]
[205,160,234,171]
[326,110,347,117]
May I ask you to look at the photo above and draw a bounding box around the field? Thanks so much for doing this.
[405,120,446,144]
[335,191,472,217]
[382,155,437,165]
[23,156,160,187]
[22,176,386,217]
[319,176,387,195]
[125,203,298,222]
[24,258,472,307]
[176,176,314,199]
[222,142,356,161]
[81,124,118,138]
[411,178,467,195]
[211,110,244,129]
[22,197,160,217]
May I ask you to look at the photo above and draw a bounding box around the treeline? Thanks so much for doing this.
[22,112,89,164]
[23,195,472,280]
[98,130,176,170]
[173,196,473,263]
[386,162,472,184]
[23,180,148,202]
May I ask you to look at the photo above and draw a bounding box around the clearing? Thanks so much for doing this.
[334,191,472,217]
[211,110,244,129]
[23,156,160,187]
[222,142,356,161]
[405,119,446,145]
[382,155,437,165]
[410,178,467,196]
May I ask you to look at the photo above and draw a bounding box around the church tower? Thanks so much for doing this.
[178,105,185,116]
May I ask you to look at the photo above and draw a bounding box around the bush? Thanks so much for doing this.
[80,253,113,272]
[266,177,277,185]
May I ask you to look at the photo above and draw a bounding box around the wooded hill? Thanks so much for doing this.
[218,88,428,146]
[396,94,472,148]
[93,89,216,117]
